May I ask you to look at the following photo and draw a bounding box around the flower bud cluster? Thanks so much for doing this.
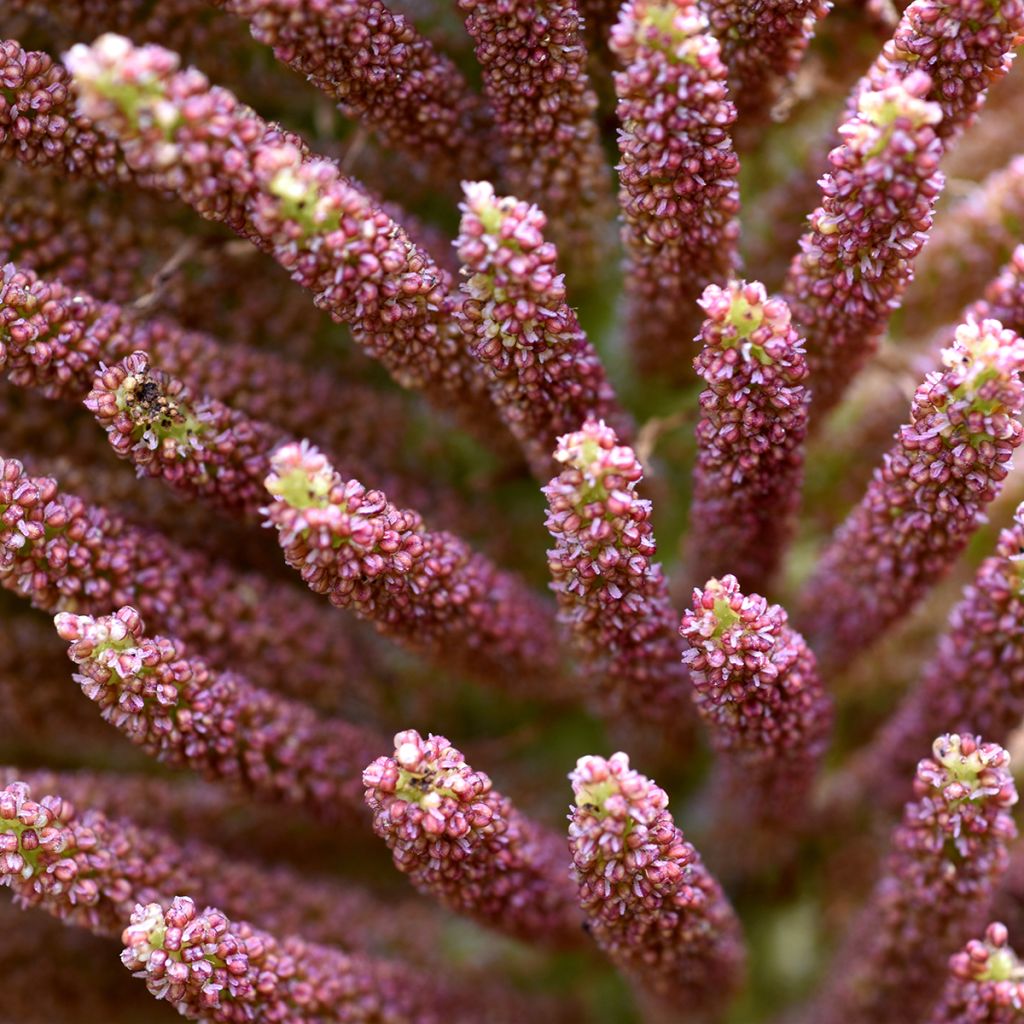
[931,923,1024,1024]
[56,606,377,820]
[610,0,740,378]
[363,730,581,945]
[64,35,497,431]
[801,318,1024,674]
[86,352,276,521]
[702,0,829,144]
[852,500,1024,813]
[568,753,745,1016]
[265,441,563,697]
[0,771,440,958]
[680,575,831,867]
[858,0,1024,145]
[814,735,1018,1024]
[214,0,493,183]
[456,0,612,271]
[543,419,694,746]
[456,182,631,480]
[121,896,447,1023]
[0,40,130,183]
[784,75,945,417]
[0,456,369,704]
[688,282,810,592]
[0,260,423,495]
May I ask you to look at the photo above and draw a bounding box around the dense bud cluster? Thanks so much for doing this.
[568,753,745,1017]
[363,730,581,945]
[802,318,1024,673]
[4,3,1024,1021]
[688,281,809,592]
[813,735,1018,1024]
[680,575,830,867]
[456,181,630,479]
[610,0,740,377]
[543,419,694,747]
[55,606,377,819]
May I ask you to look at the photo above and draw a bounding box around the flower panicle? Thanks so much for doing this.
[800,317,1024,674]
[264,441,564,697]
[86,352,274,522]
[543,418,695,748]
[0,259,419,492]
[610,0,740,379]
[688,281,810,592]
[568,752,745,1015]
[456,181,632,480]
[54,605,377,820]
[680,574,831,869]
[63,34,500,435]
[0,455,368,704]
[813,734,1018,1024]
[703,0,829,144]
[121,895,448,1024]
[363,729,581,946]
[784,72,945,418]
[213,0,495,182]
[858,0,1024,145]
[930,923,1024,1024]
[0,770,441,958]
[456,0,612,274]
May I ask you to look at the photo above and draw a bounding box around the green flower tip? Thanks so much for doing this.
[266,443,334,510]
[269,167,341,239]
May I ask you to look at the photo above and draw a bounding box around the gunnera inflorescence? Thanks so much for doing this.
[2,0,1024,1021]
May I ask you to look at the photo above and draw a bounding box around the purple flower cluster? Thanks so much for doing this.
[363,730,581,945]
[931,923,1024,1024]
[543,419,694,748]
[801,318,1024,673]
[688,281,809,592]
[568,753,745,1017]
[813,735,1018,1024]
[4,3,1024,1021]
[610,0,740,378]
[455,181,630,479]
[680,575,830,868]
[55,606,377,819]
[265,441,563,697]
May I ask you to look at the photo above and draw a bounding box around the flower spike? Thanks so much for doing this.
[363,730,581,946]
[568,753,746,1018]
[456,182,632,480]
[265,441,564,698]
[688,282,810,592]
[783,74,945,418]
[55,606,378,821]
[543,419,695,750]
[800,318,1024,674]
[930,923,1024,1024]
[680,575,831,870]
[610,0,740,379]
[811,735,1018,1024]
